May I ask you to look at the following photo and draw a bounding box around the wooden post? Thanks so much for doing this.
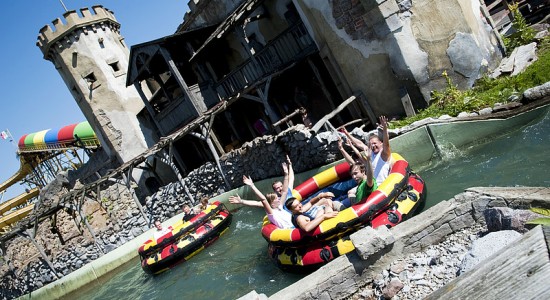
[273,108,301,127]
[200,124,231,189]
[20,231,61,279]
[77,189,104,254]
[159,47,206,113]
[311,95,358,133]
[121,167,148,223]
[159,146,195,204]
[400,86,416,117]
[134,82,166,136]
[255,77,281,134]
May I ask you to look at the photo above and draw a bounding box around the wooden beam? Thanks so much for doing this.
[311,95,357,132]
[400,86,416,117]
[20,230,61,279]
[122,167,148,224]
[273,108,301,127]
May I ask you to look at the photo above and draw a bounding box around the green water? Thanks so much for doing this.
[68,107,550,300]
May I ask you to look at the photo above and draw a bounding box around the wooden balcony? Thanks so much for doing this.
[215,21,317,99]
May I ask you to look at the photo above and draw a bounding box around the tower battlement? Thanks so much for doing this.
[37,5,120,58]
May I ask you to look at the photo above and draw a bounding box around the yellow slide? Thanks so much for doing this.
[0,159,32,194]
[0,204,34,231]
[0,156,38,232]
[0,187,39,216]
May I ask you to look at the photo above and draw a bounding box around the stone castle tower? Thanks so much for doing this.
[36,5,149,164]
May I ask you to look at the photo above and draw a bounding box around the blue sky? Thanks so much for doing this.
[0,1,187,200]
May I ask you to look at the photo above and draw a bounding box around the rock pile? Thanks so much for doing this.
[354,223,485,299]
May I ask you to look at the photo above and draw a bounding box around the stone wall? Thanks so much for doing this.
[299,0,502,115]
[0,182,147,299]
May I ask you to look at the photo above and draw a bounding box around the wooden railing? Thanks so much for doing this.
[215,21,317,99]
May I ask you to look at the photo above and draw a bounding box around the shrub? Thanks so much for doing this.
[503,3,536,51]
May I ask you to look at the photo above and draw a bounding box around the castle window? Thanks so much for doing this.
[109,61,120,72]
[107,59,125,78]
[84,72,97,83]
[82,71,100,90]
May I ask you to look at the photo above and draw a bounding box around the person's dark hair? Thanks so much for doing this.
[285,197,297,210]
[352,162,366,173]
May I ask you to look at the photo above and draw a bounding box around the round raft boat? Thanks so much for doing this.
[138,201,232,274]
[265,153,426,272]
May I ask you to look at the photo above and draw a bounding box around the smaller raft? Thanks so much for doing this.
[139,201,232,274]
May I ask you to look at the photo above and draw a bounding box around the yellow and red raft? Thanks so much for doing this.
[138,201,232,274]
[265,153,426,272]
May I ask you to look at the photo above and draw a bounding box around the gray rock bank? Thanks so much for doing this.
[240,187,550,300]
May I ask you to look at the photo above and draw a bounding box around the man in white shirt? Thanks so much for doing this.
[153,220,172,242]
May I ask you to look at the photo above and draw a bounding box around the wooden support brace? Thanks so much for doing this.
[122,166,148,224]
[20,230,61,279]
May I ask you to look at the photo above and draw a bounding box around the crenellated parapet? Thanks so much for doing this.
[36,5,120,59]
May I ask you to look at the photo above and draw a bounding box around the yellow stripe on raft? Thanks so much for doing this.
[278,250,301,266]
[396,188,420,215]
[377,172,404,197]
[268,225,295,242]
[376,153,406,196]
[336,239,356,255]
[313,167,340,189]
[318,208,358,232]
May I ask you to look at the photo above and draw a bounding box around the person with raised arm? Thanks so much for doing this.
[229,162,294,229]
[340,116,392,185]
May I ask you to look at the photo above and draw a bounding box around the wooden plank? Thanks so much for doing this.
[400,86,416,117]
[543,225,550,252]
[425,226,550,299]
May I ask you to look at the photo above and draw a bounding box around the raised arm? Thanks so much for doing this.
[379,116,391,162]
[228,194,264,207]
[285,155,295,190]
[350,142,375,188]
[341,127,368,150]
[338,136,355,165]
[296,211,338,232]
[263,162,289,217]
[279,162,290,201]
[228,175,265,208]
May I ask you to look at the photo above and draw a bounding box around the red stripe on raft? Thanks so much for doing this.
[294,178,319,199]
[262,224,275,238]
[391,160,408,176]
[409,174,423,191]
[301,244,334,265]
[354,190,388,216]
[334,162,351,178]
